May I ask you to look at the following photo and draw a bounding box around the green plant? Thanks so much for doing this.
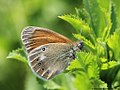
[7,0,120,90]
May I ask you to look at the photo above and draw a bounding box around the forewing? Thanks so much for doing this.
[21,26,73,53]
[28,43,74,80]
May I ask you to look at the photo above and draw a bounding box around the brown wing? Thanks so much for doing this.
[28,43,74,80]
[21,26,73,53]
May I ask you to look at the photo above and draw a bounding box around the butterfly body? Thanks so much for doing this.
[21,26,83,80]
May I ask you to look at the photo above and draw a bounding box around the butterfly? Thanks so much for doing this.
[21,26,83,80]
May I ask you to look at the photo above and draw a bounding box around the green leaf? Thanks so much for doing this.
[59,15,96,45]
[76,52,99,79]
[101,4,112,41]
[112,0,120,27]
[7,48,28,64]
[88,60,99,79]
[58,15,92,36]
[75,8,90,24]
[107,30,120,61]
[100,57,107,63]
[74,72,92,90]
[91,78,108,88]
[83,0,106,37]
[110,4,117,34]
[101,61,118,70]
[67,59,82,71]
[74,52,108,89]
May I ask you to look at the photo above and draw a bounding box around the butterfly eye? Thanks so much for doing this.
[41,47,46,51]
[42,68,44,71]
[38,62,41,66]
[36,58,39,61]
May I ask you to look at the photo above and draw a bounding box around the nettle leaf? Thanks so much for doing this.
[58,15,92,36]
[83,0,106,37]
[74,51,109,89]
[112,0,120,26]
[67,59,82,71]
[7,48,27,64]
[76,52,99,78]
[101,61,118,70]
[101,4,112,41]
[96,39,108,58]
[107,30,120,61]
[75,8,90,23]
[88,59,99,79]
[74,72,92,90]
[91,78,107,88]
[110,4,117,34]
[59,15,96,45]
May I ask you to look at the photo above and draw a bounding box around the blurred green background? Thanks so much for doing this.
[0,0,82,90]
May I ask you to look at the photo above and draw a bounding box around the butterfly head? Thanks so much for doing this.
[77,41,84,50]
[72,41,84,51]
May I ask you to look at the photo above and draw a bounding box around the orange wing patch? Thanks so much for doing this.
[21,26,74,53]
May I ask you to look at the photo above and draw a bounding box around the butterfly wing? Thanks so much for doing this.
[28,43,74,80]
[21,26,73,53]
